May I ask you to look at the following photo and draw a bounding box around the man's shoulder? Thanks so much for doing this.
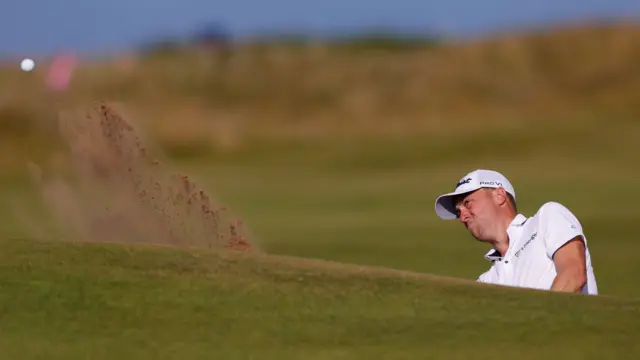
[531,201,580,223]
[531,201,585,240]
[534,201,575,216]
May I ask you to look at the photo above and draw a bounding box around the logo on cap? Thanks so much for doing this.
[455,177,472,189]
[480,181,503,187]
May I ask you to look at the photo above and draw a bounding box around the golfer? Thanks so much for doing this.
[434,169,598,294]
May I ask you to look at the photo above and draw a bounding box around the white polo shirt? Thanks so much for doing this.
[477,201,598,294]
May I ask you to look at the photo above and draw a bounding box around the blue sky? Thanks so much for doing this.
[1,0,639,56]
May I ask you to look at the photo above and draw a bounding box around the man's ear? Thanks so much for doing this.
[493,187,508,207]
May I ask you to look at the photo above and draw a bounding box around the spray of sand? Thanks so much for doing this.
[26,102,254,251]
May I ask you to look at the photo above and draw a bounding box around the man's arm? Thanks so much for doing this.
[550,236,587,292]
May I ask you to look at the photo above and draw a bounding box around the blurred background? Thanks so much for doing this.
[1,1,639,296]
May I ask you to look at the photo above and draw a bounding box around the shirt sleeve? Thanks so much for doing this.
[540,202,585,259]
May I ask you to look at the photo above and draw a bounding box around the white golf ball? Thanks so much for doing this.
[20,58,35,72]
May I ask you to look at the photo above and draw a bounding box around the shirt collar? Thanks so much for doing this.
[509,214,528,227]
[483,214,528,262]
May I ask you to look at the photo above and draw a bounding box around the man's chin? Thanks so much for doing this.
[465,225,477,237]
[468,230,487,242]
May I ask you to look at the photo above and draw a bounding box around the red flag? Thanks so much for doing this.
[46,53,77,91]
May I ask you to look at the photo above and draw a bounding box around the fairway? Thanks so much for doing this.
[174,117,640,298]
[2,130,640,359]
[3,121,640,297]
[1,237,639,360]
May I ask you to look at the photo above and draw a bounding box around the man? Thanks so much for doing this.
[434,169,598,294]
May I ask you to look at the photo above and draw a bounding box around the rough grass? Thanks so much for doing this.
[0,237,639,360]
[1,20,639,164]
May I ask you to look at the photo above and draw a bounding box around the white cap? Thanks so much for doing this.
[434,169,516,220]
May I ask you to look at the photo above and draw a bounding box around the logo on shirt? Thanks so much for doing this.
[515,232,537,258]
[456,177,472,189]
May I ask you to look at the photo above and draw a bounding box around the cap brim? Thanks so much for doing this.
[434,192,459,220]
[434,189,477,220]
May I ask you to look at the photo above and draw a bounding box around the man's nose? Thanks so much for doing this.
[458,209,470,223]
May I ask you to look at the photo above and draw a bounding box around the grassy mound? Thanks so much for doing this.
[1,237,639,360]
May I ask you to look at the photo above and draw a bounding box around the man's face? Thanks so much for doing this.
[454,188,499,242]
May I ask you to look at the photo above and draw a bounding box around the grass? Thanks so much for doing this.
[2,119,640,297]
[2,123,640,358]
[1,237,639,360]
[2,105,640,281]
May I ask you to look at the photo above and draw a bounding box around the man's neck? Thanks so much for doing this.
[492,213,518,257]
[493,236,509,257]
